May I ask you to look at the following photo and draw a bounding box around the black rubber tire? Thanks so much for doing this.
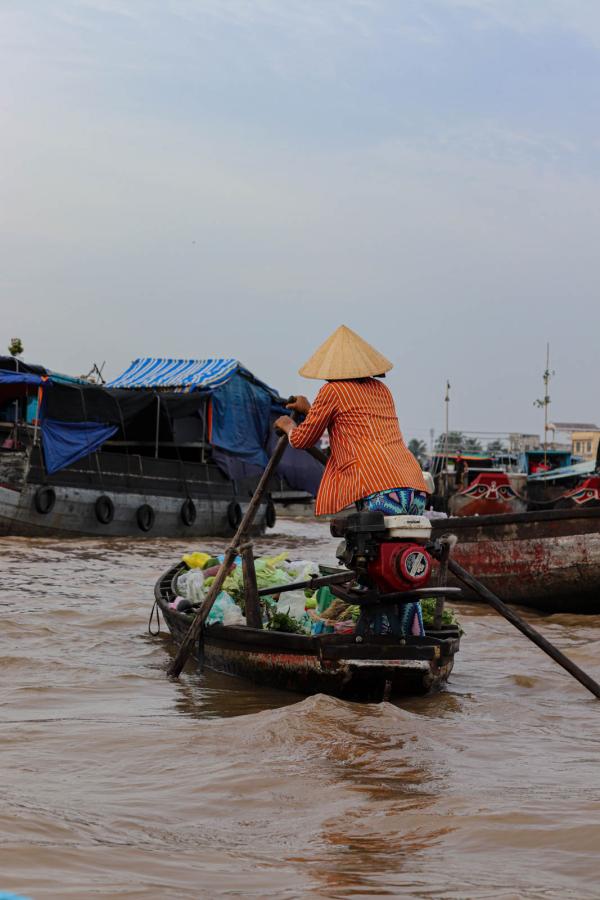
[227,501,242,530]
[136,503,155,532]
[265,499,277,529]
[95,494,115,525]
[34,485,56,515]
[180,498,197,526]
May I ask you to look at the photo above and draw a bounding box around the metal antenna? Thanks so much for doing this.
[534,343,554,467]
[444,380,450,508]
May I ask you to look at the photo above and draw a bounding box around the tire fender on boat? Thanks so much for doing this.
[180,498,197,526]
[137,503,155,532]
[34,485,56,515]
[95,494,115,524]
[265,499,277,529]
[227,501,242,530]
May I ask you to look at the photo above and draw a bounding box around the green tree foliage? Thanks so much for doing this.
[486,439,506,453]
[8,337,23,357]
[434,431,482,453]
[407,438,428,463]
[435,431,462,452]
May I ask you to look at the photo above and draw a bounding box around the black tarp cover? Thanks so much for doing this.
[42,381,208,425]
[36,369,324,495]
[0,356,47,376]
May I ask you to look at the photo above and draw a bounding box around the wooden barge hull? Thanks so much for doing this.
[432,508,600,613]
[0,447,267,538]
[0,482,267,539]
[155,566,460,701]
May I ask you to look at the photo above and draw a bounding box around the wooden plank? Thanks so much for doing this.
[432,506,600,533]
[206,623,318,652]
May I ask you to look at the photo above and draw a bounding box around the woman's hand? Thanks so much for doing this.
[273,415,296,436]
[286,395,311,415]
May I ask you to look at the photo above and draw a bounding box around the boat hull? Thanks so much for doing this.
[432,508,600,613]
[154,565,460,700]
[448,472,527,517]
[0,482,266,538]
[0,446,268,538]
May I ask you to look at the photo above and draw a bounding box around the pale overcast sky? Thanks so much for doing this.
[2,1,600,444]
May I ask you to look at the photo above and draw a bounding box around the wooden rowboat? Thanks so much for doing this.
[153,562,461,701]
[431,507,600,613]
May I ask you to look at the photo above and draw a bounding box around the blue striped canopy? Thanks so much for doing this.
[107,358,240,391]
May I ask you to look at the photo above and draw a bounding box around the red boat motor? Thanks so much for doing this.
[331,510,433,595]
[329,511,436,637]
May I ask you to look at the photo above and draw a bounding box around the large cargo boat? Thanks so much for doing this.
[0,356,322,538]
[431,507,600,613]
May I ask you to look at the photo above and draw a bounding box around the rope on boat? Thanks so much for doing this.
[514,492,566,508]
[148,600,161,636]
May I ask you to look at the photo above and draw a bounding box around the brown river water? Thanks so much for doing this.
[1,518,599,899]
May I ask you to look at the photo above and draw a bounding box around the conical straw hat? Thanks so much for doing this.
[298,325,393,380]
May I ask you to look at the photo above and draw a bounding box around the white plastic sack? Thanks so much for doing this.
[274,591,311,633]
[283,560,319,582]
[176,569,206,603]
[207,591,246,626]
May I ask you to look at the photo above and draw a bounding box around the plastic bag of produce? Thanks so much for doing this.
[253,561,292,599]
[262,551,289,568]
[222,565,245,602]
[283,560,319,582]
[333,620,355,634]
[176,569,206,604]
[207,591,246,626]
[308,586,339,635]
[274,591,311,633]
[182,552,211,569]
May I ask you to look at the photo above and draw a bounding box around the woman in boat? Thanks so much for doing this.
[274,325,429,517]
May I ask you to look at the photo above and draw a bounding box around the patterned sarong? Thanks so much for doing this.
[356,487,427,516]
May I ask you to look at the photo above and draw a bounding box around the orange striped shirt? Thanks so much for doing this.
[289,378,428,515]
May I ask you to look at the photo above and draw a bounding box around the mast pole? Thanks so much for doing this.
[544,343,550,466]
[444,380,450,509]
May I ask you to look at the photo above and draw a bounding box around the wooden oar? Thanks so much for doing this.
[445,554,600,699]
[167,433,289,678]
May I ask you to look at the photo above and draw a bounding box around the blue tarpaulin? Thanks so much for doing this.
[0,371,42,386]
[210,372,280,467]
[107,357,239,390]
[212,438,323,498]
[41,418,117,475]
[107,358,291,470]
[7,356,326,493]
[0,369,43,424]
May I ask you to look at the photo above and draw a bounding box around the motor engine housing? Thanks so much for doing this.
[331,511,433,595]
[367,541,432,592]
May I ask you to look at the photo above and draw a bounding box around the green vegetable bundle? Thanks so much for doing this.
[419,597,460,628]
[266,611,304,634]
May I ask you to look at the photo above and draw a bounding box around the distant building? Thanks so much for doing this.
[509,433,540,452]
[549,421,598,442]
[571,430,600,461]
[548,421,599,459]
[550,421,598,432]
